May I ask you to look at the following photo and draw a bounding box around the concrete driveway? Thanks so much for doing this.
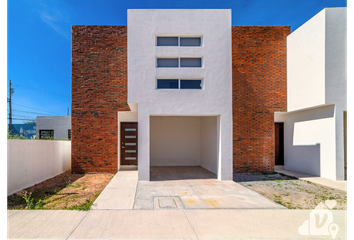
[92,166,285,210]
[7,166,347,239]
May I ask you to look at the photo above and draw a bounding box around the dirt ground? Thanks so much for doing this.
[234,172,347,209]
[8,171,114,210]
[8,170,346,210]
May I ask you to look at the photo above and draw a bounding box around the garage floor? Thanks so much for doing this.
[137,166,285,210]
[92,166,285,210]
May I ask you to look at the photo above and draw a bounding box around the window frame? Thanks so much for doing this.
[156,78,203,90]
[156,79,179,89]
[39,130,54,140]
[179,37,202,47]
[156,57,179,68]
[156,56,203,68]
[156,36,179,47]
[156,35,203,47]
[68,129,71,140]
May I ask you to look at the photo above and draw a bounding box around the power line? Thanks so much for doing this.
[14,83,70,98]
[10,109,53,116]
[13,114,36,119]
[12,103,64,115]
[8,118,36,121]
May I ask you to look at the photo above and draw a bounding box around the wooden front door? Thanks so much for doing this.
[275,122,284,165]
[121,122,138,165]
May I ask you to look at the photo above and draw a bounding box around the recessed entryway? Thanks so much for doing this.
[275,122,284,166]
[150,116,218,178]
[121,122,138,165]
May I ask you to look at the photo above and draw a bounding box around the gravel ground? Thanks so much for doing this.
[233,172,346,209]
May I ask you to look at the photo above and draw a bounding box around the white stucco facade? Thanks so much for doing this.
[275,7,347,181]
[127,9,233,181]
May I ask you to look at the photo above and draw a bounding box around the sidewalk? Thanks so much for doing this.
[7,209,346,239]
[8,166,347,239]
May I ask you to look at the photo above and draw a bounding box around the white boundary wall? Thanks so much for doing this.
[7,140,71,196]
[275,105,336,180]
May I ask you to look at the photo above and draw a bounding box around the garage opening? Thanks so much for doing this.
[150,116,218,180]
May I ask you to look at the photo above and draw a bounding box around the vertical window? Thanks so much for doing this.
[68,129,71,140]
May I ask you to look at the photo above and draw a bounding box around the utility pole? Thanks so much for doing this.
[8,80,15,135]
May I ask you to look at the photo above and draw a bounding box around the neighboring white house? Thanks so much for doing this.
[125,9,233,181]
[275,7,347,181]
[36,116,72,140]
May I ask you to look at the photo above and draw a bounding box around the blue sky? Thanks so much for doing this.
[7,0,346,124]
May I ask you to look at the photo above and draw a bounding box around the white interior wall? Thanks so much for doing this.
[150,116,218,175]
[275,105,336,180]
[150,116,201,166]
[200,117,218,174]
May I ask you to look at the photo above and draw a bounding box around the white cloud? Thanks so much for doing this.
[36,1,70,39]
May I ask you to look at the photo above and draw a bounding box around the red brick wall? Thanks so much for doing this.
[71,25,289,174]
[232,26,290,173]
[71,26,130,173]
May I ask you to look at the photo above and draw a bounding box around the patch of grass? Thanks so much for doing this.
[273,179,284,183]
[67,199,93,211]
[247,184,252,186]
[67,192,101,211]
[284,192,289,196]
[8,172,114,210]
[289,181,299,186]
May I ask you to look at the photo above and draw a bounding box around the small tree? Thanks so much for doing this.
[23,120,36,124]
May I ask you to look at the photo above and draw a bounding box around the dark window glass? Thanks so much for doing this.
[39,130,54,139]
[157,58,179,68]
[180,58,202,67]
[157,37,178,46]
[180,80,202,89]
[180,37,201,46]
[68,129,71,140]
[157,79,179,89]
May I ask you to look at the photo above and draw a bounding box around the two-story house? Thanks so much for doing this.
[71,9,289,181]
